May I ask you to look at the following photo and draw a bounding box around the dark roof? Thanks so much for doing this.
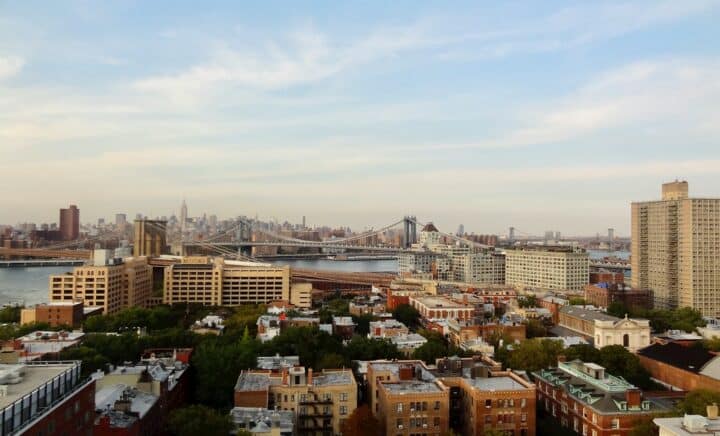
[637,342,715,373]
[422,222,439,232]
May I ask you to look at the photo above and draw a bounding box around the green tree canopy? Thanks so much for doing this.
[392,304,421,329]
[167,405,233,436]
[505,339,565,373]
[678,390,720,415]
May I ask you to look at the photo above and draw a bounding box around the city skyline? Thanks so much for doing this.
[2,1,720,233]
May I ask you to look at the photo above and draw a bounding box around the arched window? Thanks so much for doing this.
[623,333,630,347]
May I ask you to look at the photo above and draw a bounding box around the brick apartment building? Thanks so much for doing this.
[235,366,357,435]
[533,359,670,436]
[20,301,86,327]
[367,359,536,436]
[584,284,652,312]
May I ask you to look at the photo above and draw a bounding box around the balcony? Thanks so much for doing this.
[300,398,333,405]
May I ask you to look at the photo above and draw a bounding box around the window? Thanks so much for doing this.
[611,418,620,429]
[340,406,347,415]
[397,403,404,413]
[434,401,441,410]
[340,393,348,401]
[485,399,492,408]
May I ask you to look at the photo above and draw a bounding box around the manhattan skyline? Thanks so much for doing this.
[2,1,720,234]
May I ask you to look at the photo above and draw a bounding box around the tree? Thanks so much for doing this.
[607,301,629,318]
[412,338,447,364]
[0,306,21,323]
[506,339,565,373]
[341,405,379,436]
[392,304,421,329]
[317,353,346,370]
[597,345,653,389]
[518,295,537,308]
[344,336,402,362]
[564,344,600,363]
[678,389,720,415]
[525,319,547,338]
[192,338,257,408]
[352,314,375,336]
[629,418,657,436]
[167,405,233,436]
[569,297,587,306]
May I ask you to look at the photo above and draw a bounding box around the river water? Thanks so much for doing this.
[0,250,626,306]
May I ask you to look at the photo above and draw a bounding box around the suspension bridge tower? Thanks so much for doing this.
[402,216,417,248]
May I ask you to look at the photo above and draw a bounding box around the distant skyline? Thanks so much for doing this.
[2,1,720,235]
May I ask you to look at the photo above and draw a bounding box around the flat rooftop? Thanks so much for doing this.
[560,306,620,322]
[470,376,528,392]
[314,371,353,386]
[235,372,271,391]
[383,380,442,394]
[0,363,74,409]
[95,384,158,419]
[411,296,469,309]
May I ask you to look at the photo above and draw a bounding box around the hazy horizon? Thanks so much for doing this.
[2,1,720,235]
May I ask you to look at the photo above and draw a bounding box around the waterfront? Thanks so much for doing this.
[0,251,624,306]
[0,266,73,306]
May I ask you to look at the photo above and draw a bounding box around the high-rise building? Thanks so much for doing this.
[457,224,465,236]
[180,199,188,231]
[608,228,615,243]
[631,181,720,315]
[133,219,167,257]
[505,246,589,292]
[116,213,127,226]
[48,251,153,314]
[59,204,80,240]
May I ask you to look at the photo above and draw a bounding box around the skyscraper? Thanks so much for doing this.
[180,199,188,231]
[115,213,127,226]
[59,204,79,241]
[632,181,720,316]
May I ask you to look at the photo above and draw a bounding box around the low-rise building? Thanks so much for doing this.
[533,359,671,436]
[637,341,720,392]
[93,349,192,436]
[190,314,225,335]
[331,316,356,340]
[654,414,720,436]
[367,359,536,436]
[1,330,84,362]
[409,295,474,322]
[230,407,295,435]
[20,301,85,327]
[235,367,357,436]
[0,361,95,435]
[584,283,652,311]
[368,319,409,339]
[389,333,428,356]
[559,306,651,351]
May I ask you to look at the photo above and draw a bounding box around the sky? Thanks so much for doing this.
[1,1,720,236]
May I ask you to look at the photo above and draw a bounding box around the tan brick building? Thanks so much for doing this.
[163,256,311,308]
[505,246,589,292]
[20,301,84,327]
[632,181,720,316]
[367,360,536,436]
[235,367,357,436]
[49,252,152,314]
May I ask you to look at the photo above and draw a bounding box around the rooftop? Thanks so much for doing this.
[411,296,470,309]
[383,380,442,394]
[0,363,73,409]
[469,376,528,392]
[560,306,620,322]
[637,342,716,374]
[235,372,271,392]
[230,407,294,433]
[95,384,158,420]
[313,370,354,387]
[256,355,300,371]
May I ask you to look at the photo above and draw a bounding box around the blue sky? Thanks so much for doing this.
[1,0,720,235]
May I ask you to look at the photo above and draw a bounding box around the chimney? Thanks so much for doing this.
[708,403,718,419]
[398,365,414,381]
[307,368,313,386]
[625,389,641,408]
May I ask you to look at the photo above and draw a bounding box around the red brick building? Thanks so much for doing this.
[0,361,95,436]
[584,284,652,311]
[637,341,720,392]
[590,271,625,285]
[533,359,671,436]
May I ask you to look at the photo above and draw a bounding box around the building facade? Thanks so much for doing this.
[534,360,670,436]
[409,296,474,322]
[631,181,720,316]
[235,367,357,436]
[584,284,652,312]
[59,204,80,241]
[20,301,85,327]
[163,257,310,307]
[559,306,651,352]
[48,254,152,314]
[505,246,589,292]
